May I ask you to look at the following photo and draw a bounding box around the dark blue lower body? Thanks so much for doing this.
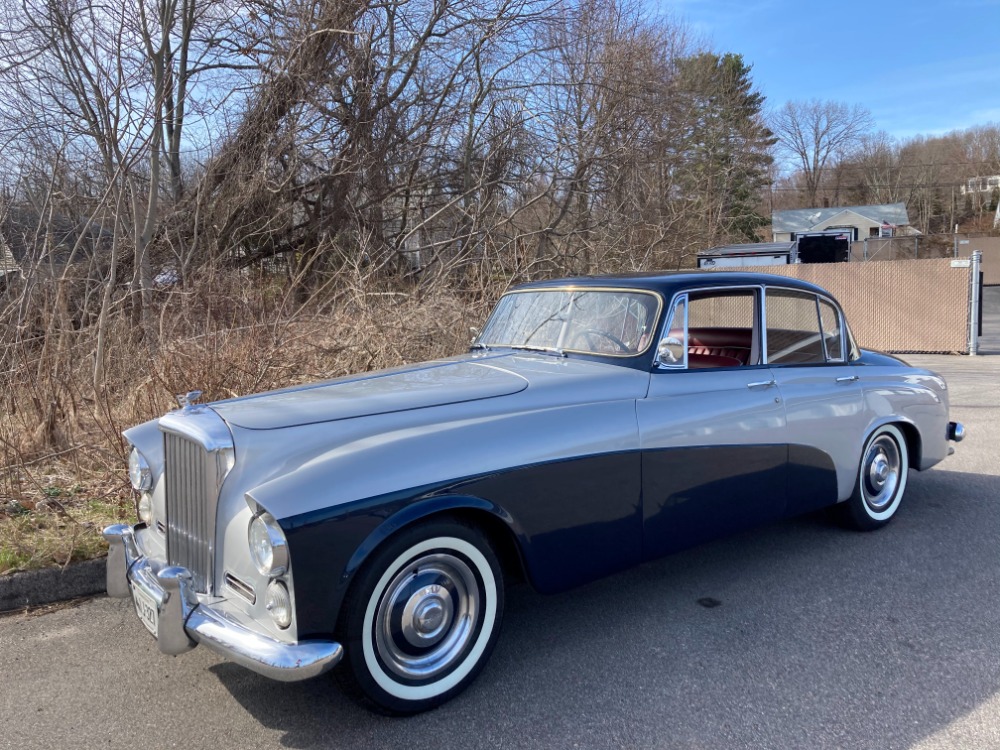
[284,444,838,639]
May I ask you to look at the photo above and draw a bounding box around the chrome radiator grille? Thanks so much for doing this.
[163,431,219,593]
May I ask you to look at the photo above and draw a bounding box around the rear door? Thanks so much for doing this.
[764,287,865,511]
[637,286,788,561]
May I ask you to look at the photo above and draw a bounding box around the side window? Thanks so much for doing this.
[818,298,844,362]
[657,289,757,369]
[765,290,825,365]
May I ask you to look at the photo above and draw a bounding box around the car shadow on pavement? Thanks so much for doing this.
[212,468,1000,750]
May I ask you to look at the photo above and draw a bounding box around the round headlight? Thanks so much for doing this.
[248,512,288,577]
[128,448,152,492]
[137,493,153,525]
[265,580,292,629]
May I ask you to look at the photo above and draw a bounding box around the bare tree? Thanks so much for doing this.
[770,100,873,208]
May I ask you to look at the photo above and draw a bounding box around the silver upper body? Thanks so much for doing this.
[120,274,954,656]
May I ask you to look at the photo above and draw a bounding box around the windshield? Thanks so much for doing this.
[476,288,662,356]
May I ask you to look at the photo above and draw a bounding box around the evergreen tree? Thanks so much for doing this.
[673,53,775,243]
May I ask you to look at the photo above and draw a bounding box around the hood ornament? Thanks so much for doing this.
[176,390,204,412]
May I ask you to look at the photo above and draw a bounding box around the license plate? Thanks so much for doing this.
[132,585,159,637]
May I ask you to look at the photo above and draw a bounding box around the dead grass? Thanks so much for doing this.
[0,269,488,574]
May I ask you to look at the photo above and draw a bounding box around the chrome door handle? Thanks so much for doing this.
[835,375,859,383]
[746,379,776,389]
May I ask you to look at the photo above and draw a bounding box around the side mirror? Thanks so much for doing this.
[657,337,684,366]
[469,326,480,344]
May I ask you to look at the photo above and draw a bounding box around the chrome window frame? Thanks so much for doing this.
[760,286,850,366]
[655,293,689,370]
[816,295,846,363]
[654,284,764,371]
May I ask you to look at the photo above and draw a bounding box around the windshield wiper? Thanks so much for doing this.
[469,342,491,351]
[509,344,567,357]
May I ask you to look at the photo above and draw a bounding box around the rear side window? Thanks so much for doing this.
[765,290,825,365]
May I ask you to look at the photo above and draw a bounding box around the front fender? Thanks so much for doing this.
[279,485,523,639]
[278,449,643,638]
[341,494,522,583]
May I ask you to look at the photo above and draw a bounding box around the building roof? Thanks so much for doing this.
[773,203,910,233]
[698,242,795,257]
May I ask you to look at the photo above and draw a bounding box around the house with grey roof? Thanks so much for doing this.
[772,203,917,243]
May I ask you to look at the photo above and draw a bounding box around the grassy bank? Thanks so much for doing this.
[0,272,484,574]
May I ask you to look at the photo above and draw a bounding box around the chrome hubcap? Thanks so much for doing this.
[401,584,453,646]
[862,435,901,511]
[374,552,480,680]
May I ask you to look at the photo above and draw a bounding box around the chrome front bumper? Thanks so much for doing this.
[103,524,343,682]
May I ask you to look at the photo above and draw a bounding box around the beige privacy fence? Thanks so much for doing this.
[709,258,975,354]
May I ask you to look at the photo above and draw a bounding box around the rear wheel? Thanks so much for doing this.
[840,424,909,530]
[337,519,504,714]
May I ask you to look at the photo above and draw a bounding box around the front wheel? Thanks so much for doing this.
[840,424,909,531]
[337,519,504,714]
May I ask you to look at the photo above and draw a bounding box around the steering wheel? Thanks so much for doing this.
[570,328,629,353]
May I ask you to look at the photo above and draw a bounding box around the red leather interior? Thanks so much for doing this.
[669,327,752,366]
[688,352,743,369]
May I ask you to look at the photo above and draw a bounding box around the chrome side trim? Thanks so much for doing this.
[102,524,342,682]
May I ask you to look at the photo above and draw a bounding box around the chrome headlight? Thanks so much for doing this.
[128,448,152,492]
[248,512,289,577]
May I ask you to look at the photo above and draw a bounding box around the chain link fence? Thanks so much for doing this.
[711,258,975,353]
[851,234,1000,286]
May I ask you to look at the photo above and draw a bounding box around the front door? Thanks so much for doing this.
[637,287,788,561]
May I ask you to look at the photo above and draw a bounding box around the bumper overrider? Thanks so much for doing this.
[103,524,342,682]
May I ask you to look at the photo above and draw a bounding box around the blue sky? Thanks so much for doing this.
[658,0,1000,140]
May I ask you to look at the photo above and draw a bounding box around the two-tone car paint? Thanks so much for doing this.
[110,271,957,708]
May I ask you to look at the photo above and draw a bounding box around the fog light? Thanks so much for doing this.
[137,493,153,525]
[265,581,291,629]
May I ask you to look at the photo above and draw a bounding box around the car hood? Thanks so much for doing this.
[210,355,531,430]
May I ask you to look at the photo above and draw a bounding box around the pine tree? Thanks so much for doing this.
[673,53,775,243]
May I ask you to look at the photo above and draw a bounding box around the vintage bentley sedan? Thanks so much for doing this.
[106,271,965,713]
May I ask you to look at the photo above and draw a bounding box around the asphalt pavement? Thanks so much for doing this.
[2,338,1000,749]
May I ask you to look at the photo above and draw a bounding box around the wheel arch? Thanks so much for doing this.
[894,420,922,470]
[865,417,920,470]
[342,495,532,595]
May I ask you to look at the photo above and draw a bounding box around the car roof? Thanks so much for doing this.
[513,271,831,298]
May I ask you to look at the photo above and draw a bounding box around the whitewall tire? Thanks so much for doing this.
[841,424,909,530]
[337,519,504,714]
